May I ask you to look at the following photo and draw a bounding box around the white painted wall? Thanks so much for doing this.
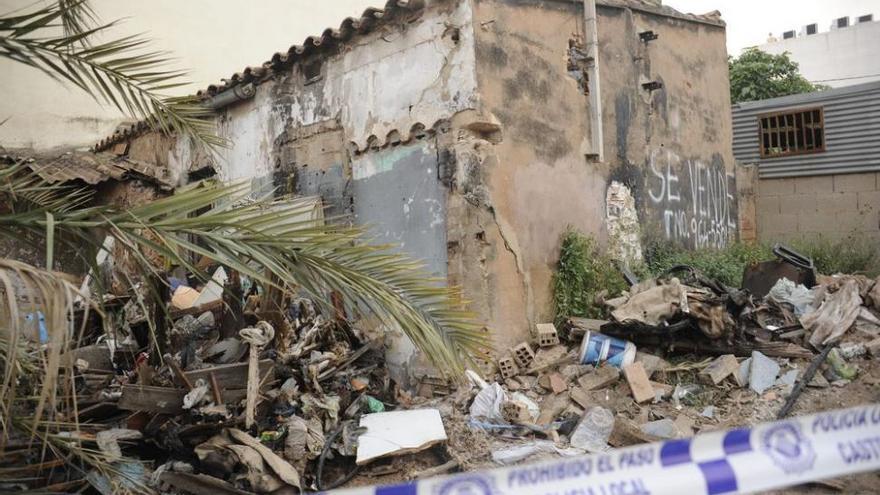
[184,0,479,188]
[758,17,880,87]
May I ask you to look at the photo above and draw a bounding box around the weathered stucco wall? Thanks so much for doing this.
[465,0,736,348]
[600,6,736,251]
[126,0,480,382]
[163,0,478,194]
[120,0,736,372]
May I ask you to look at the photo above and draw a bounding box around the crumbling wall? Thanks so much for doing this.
[467,0,609,348]
[126,0,481,379]
[598,5,737,250]
[467,0,737,346]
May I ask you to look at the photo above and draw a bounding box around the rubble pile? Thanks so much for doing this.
[468,247,880,472]
[2,246,879,494]
[2,259,473,494]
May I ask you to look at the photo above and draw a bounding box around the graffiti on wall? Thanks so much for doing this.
[647,149,736,249]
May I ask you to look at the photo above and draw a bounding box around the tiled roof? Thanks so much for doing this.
[93,0,425,152]
[2,149,173,188]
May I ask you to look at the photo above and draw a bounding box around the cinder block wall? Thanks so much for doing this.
[754,172,880,244]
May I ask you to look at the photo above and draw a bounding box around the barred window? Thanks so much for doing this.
[759,107,825,158]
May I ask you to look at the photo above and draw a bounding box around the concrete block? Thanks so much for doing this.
[758,213,798,234]
[577,366,620,391]
[778,193,818,215]
[794,175,834,194]
[798,212,837,233]
[623,362,654,404]
[548,372,568,394]
[640,418,678,439]
[535,323,560,347]
[758,178,795,196]
[756,195,782,215]
[835,211,878,232]
[512,343,535,369]
[498,356,518,379]
[634,351,669,378]
[699,354,739,385]
[813,192,857,214]
[834,172,878,193]
[749,351,780,394]
[858,191,880,212]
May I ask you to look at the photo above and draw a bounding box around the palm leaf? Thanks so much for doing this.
[0,2,224,150]
[0,165,491,377]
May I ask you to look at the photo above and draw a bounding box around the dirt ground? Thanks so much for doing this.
[338,354,880,493]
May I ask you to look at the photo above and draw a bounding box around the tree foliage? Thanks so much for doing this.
[729,48,827,104]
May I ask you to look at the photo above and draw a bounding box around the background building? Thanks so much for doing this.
[733,81,880,246]
[757,13,880,88]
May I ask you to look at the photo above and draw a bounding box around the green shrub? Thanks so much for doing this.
[642,235,880,287]
[788,235,880,276]
[552,229,627,323]
[643,240,770,287]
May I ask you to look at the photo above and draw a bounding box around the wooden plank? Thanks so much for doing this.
[119,386,185,414]
[119,385,248,413]
[179,359,274,389]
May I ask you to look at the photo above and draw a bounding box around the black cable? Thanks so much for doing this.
[315,424,360,491]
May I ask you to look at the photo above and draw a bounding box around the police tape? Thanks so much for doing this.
[330,404,880,495]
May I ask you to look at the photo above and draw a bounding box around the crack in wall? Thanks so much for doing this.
[487,204,535,333]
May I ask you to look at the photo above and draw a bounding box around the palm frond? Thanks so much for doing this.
[0,165,491,377]
[0,2,224,150]
[0,259,86,446]
[58,0,97,40]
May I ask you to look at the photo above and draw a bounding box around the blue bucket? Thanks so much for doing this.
[578,331,636,368]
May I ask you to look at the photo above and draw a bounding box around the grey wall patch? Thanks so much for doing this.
[352,141,447,278]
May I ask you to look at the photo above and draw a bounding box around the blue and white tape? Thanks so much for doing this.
[330,404,880,495]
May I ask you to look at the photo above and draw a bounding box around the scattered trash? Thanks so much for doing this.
[577,331,636,368]
[570,406,614,452]
[749,351,780,394]
[5,207,878,494]
[827,347,858,380]
[767,278,815,316]
[356,409,447,465]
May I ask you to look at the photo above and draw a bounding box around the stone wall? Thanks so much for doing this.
[754,171,880,244]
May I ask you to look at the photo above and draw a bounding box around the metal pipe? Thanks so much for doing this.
[206,83,256,110]
[583,0,604,162]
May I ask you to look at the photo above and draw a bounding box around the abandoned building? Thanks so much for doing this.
[91,0,737,377]
[733,80,880,247]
